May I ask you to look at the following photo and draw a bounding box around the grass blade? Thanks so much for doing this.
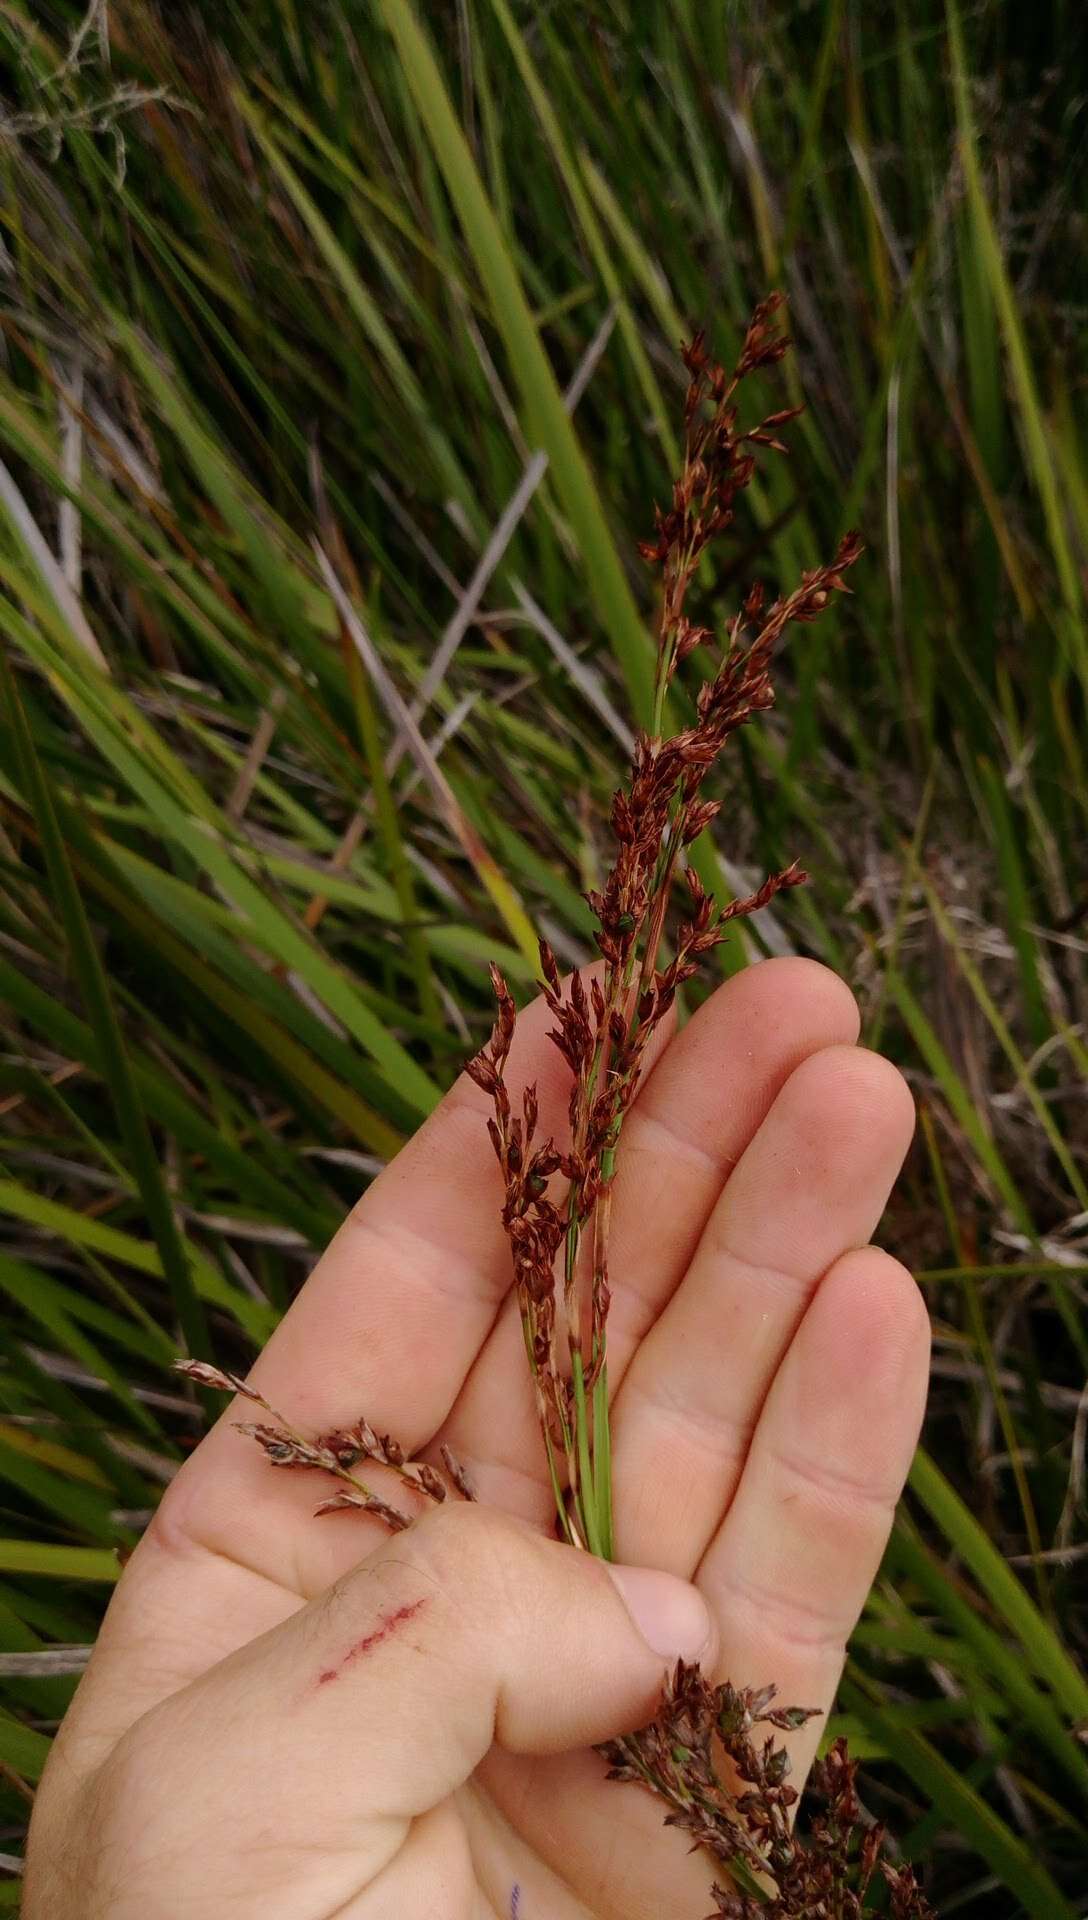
[0,650,210,1360]
[375,0,654,721]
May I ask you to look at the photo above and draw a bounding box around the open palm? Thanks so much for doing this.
[27,957,929,1920]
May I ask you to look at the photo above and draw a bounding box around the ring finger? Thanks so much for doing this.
[607,1044,916,1574]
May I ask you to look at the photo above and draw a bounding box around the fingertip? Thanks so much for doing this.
[747,954,862,1046]
[783,1042,916,1162]
[828,1244,931,1367]
[605,1562,717,1665]
[631,957,862,1173]
[803,1246,931,1442]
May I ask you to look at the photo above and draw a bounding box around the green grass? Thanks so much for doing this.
[0,2,1086,1910]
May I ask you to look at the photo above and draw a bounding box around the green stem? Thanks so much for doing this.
[571,1346,603,1555]
[592,1359,613,1560]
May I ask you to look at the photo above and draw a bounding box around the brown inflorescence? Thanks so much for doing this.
[602,1662,935,1918]
[468,295,861,1556]
[172,1360,474,1531]
[175,300,932,1916]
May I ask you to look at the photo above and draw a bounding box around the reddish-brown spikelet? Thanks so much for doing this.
[174,1362,475,1528]
[602,1664,934,1918]
[468,296,862,1480]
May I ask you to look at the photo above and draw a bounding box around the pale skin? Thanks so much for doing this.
[25,956,930,1919]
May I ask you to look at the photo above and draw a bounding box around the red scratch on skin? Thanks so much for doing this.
[315,1599,427,1687]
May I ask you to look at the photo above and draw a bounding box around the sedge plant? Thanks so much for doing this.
[180,299,932,1916]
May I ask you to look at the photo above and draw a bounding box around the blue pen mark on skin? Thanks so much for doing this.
[510,1887,522,1920]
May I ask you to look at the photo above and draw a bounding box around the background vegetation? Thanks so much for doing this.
[0,0,1086,1909]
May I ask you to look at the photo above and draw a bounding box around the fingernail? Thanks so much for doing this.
[606,1563,714,1661]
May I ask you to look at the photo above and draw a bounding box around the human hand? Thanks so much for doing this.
[25,957,929,1919]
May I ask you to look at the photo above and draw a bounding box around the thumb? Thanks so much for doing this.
[90,1505,714,1913]
[336,1502,717,1794]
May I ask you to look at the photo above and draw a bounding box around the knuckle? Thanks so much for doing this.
[332,1500,536,1627]
[404,1498,529,1588]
